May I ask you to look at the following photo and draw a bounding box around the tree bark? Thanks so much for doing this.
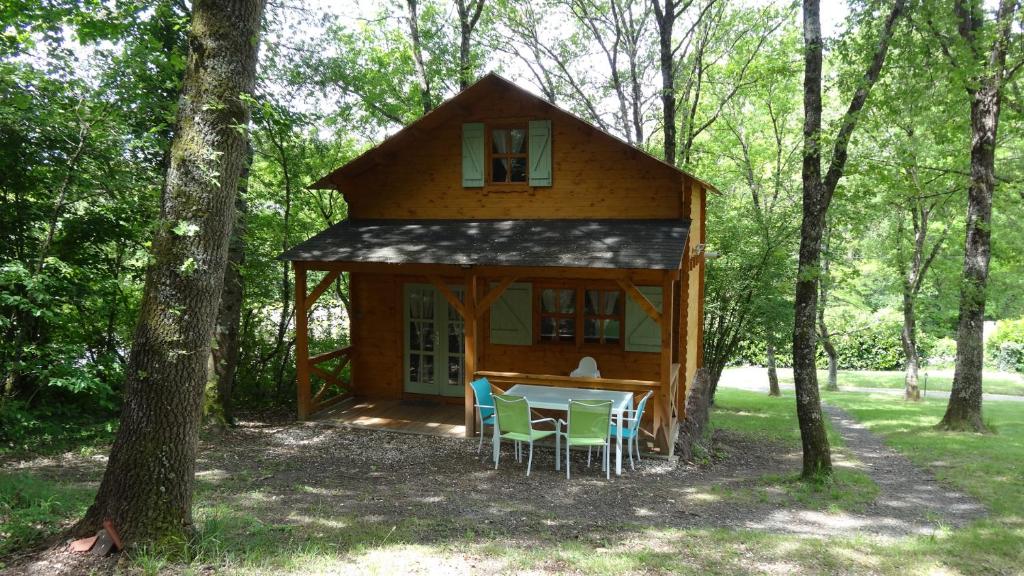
[456,0,485,90]
[817,235,838,391]
[938,0,1017,432]
[406,0,433,114]
[902,287,921,400]
[766,340,780,396]
[75,0,265,545]
[794,0,903,478]
[207,153,250,426]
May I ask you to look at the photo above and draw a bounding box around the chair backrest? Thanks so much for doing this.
[470,378,494,419]
[493,395,531,436]
[570,356,600,378]
[567,399,613,440]
[630,391,655,432]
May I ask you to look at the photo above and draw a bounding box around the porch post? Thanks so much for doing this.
[295,262,312,420]
[463,272,479,438]
[660,271,676,455]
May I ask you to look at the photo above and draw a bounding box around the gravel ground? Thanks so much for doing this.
[1,408,989,575]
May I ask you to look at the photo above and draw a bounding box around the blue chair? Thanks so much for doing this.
[609,391,654,469]
[471,378,496,454]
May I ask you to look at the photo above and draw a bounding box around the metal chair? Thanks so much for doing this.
[492,395,560,476]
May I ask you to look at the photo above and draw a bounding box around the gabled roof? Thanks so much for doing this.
[279,218,691,271]
[310,72,717,192]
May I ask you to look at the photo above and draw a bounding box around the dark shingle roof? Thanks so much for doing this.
[279,219,690,271]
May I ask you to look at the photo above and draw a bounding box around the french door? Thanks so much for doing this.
[403,283,465,397]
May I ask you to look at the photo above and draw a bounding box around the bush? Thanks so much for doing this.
[733,311,937,371]
[988,319,1024,373]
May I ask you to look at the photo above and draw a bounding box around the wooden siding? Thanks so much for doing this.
[343,89,684,220]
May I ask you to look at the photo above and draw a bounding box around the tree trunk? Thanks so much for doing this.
[75,0,265,545]
[766,340,780,396]
[817,240,838,392]
[794,0,903,478]
[456,0,485,90]
[938,0,1016,432]
[406,0,433,114]
[207,160,249,426]
[653,0,676,164]
[902,288,921,400]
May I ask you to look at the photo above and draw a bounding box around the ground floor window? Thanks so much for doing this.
[536,283,624,348]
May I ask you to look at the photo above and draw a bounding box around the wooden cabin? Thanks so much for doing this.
[280,73,713,455]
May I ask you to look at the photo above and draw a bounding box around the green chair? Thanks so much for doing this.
[493,395,560,476]
[558,399,613,479]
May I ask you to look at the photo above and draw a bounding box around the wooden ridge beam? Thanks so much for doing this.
[616,278,661,324]
[305,270,341,311]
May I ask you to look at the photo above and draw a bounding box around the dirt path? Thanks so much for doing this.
[817,404,987,532]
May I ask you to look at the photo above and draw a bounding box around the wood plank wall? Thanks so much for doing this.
[342,90,684,220]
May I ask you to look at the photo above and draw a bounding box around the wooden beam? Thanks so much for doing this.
[427,275,468,320]
[617,278,661,323]
[309,346,350,365]
[295,263,311,420]
[475,370,661,393]
[660,272,676,456]
[304,270,341,312]
[475,276,516,318]
[463,274,479,438]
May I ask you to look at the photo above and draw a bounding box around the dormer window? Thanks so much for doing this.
[490,126,528,183]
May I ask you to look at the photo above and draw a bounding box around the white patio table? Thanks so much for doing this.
[493,384,633,476]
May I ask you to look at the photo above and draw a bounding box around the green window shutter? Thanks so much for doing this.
[528,119,552,187]
[489,282,532,345]
[624,286,662,352]
[462,122,485,187]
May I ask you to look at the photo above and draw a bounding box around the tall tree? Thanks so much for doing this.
[406,0,434,114]
[75,0,266,544]
[456,0,487,90]
[937,0,1021,431]
[793,0,904,478]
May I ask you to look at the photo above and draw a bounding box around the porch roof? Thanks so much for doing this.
[279,218,691,271]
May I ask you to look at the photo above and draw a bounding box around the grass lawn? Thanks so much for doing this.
[1,388,1022,575]
[773,367,1024,396]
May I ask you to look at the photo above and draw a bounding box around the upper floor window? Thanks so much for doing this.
[490,126,528,184]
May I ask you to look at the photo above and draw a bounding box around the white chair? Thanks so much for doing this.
[570,356,601,378]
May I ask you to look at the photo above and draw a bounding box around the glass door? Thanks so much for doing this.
[403,283,465,397]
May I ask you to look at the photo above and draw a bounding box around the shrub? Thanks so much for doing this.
[988,319,1024,373]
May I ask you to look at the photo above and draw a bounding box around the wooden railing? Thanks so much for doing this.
[308,345,354,414]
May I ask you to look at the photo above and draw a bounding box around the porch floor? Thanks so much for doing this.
[315,398,467,438]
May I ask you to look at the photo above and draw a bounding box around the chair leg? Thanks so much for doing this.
[605,440,610,480]
[628,437,635,470]
[555,432,561,471]
[566,442,571,479]
[477,421,485,454]
[587,446,592,467]
[527,441,534,476]
[635,439,642,464]
[494,437,501,470]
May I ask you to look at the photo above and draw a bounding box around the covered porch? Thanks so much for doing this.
[282,219,700,455]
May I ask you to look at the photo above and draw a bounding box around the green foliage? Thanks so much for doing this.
[988,319,1024,373]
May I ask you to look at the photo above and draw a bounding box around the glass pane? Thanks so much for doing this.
[492,129,509,153]
[410,290,422,318]
[540,316,556,340]
[584,318,599,342]
[492,158,508,182]
[557,318,575,340]
[559,289,576,313]
[605,291,622,316]
[421,291,434,319]
[510,128,527,153]
[448,356,461,384]
[409,322,420,350]
[585,290,600,315]
[409,354,420,382]
[541,289,557,313]
[449,323,463,351]
[605,319,621,342]
[421,322,434,352]
[423,355,434,383]
[509,158,527,182]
